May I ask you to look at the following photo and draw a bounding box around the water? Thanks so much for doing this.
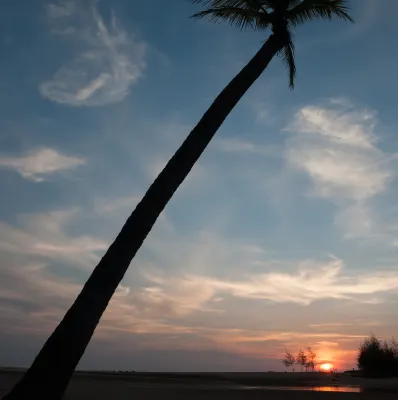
[311,386,361,393]
[244,386,361,393]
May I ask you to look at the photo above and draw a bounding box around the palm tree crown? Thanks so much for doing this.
[190,0,353,88]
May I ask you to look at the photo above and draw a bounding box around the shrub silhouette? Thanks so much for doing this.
[358,335,398,377]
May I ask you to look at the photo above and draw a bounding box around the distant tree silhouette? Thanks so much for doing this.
[358,334,398,377]
[282,349,296,372]
[283,347,317,372]
[306,346,316,372]
[297,350,307,372]
[330,367,338,374]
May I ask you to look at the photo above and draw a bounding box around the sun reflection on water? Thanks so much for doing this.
[313,386,360,393]
[244,386,361,393]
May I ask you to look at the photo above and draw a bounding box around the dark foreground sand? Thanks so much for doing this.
[2,371,398,400]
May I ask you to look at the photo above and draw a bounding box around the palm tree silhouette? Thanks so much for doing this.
[4,1,353,399]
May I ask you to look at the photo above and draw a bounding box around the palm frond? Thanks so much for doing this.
[189,0,273,15]
[189,0,265,9]
[189,0,353,90]
[288,0,354,26]
[278,30,296,89]
[191,7,265,29]
[287,0,303,8]
[190,1,274,30]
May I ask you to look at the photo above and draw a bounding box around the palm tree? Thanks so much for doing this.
[4,1,353,399]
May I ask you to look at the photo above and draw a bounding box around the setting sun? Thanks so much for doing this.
[320,363,333,371]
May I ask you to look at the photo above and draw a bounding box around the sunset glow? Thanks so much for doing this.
[320,363,333,371]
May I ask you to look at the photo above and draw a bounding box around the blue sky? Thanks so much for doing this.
[1,0,398,372]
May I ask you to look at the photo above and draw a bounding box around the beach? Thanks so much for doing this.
[2,371,398,399]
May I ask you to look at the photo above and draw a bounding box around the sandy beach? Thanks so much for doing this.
[2,371,398,399]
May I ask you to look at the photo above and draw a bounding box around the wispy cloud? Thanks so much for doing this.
[0,210,107,268]
[310,321,380,330]
[0,260,129,336]
[286,103,390,200]
[0,257,365,365]
[334,203,374,240]
[215,138,279,157]
[0,253,366,360]
[94,195,141,214]
[140,256,398,309]
[0,207,388,369]
[40,1,147,106]
[0,147,85,181]
[286,100,395,239]
[136,274,220,317]
[46,0,76,19]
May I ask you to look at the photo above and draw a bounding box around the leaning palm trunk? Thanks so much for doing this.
[4,0,354,396]
[4,34,283,400]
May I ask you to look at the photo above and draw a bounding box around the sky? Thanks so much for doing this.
[1,0,398,373]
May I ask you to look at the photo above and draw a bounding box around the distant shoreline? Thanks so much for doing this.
[2,369,398,392]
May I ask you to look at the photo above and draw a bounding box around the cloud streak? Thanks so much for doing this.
[46,0,76,19]
[140,256,398,310]
[0,207,391,370]
[0,255,367,354]
[286,100,394,239]
[0,148,85,181]
[286,103,390,201]
[40,1,147,106]
[0,210,107,268]
[0,257,365,370]
[215,138,279,157]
